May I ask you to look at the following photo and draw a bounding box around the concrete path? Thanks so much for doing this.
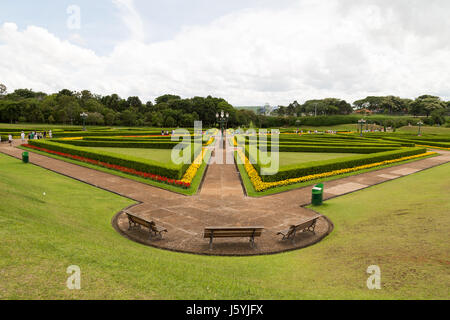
[1,138,449,256]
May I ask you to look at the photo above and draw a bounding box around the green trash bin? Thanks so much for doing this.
[22,152,29,164]
[312,183,324,206]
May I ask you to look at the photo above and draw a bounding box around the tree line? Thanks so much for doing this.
[274,95,449,119]
[0,84,448,127]
[0,86,259,127]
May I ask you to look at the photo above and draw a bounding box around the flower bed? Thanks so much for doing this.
[237,149,436,192]
[181,148,208,184]
[22,144,192,189]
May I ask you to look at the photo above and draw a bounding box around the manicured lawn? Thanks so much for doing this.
[263,151,360,168]
[83,147,176,164]
[0,153,448,299]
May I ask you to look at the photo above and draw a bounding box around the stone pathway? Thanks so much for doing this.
[1,139,449,256]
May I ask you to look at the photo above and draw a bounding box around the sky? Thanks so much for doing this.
[0,0,449,106]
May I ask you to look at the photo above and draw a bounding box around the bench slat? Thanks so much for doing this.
[204,226,264,249]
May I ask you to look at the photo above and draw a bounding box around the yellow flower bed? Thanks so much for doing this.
[204,137,215,146]
[237,150,436,192]
[61,137,83,141]
[181,148,208,184]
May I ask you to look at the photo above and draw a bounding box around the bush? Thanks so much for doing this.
[54,139,187,150]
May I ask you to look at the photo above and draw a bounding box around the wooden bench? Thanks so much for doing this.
[204,226,264,250]
[277,217,319,244]
[125,211,167,240]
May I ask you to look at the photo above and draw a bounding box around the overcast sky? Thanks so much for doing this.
[0,0,449,106]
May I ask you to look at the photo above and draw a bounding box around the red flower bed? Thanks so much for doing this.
[22,144,191,189]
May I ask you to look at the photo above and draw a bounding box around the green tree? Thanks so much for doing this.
[412,95,445,117]
[430,109,446,125]
[155,94,181,104]
[0,83,6,97]
[120,110,137,126]
[86,112,105,125]
[165,116,176,127]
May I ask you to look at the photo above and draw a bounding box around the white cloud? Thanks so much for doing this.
[0,0,449,105]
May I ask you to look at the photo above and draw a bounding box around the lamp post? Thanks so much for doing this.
[216,110,229,137]
[417,121,424,136]
[358,119,366,137]
[80,112,88,131]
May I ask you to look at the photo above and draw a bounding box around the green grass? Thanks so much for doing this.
[18,146,211,196]
[0,153,448,299]
[261,151,360,168]
[83,147,176,164]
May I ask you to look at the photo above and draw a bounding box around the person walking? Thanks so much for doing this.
[21,131,25,143]
[8,134,13,146]
[48,130,52,139]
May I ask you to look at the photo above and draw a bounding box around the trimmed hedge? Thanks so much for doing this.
[257,147,427,182]
[53,139,187,149]
[247,140,404,148]
[53,131,164,138]
[247,144,398,154]
[378,137,450,148]
[27,140,188,179]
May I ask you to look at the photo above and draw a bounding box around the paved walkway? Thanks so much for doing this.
[1,138,449,256]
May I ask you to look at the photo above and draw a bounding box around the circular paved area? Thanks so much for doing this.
[112,143,334,256]
[2,139,449,256]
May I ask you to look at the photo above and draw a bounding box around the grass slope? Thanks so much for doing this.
[0,153,448,299]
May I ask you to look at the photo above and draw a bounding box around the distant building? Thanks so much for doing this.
[355,108,373,115]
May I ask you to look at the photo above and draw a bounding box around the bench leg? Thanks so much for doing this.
[128,221,139,231]
[250,236,255,248]
[308,221,317,235]
[209,236,213,250]
[291,229,297,245]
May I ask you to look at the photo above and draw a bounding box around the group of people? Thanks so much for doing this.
[1,130,53,147]
[26,131,50,141]
[25,130,53,142]
[161,130,175,136]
